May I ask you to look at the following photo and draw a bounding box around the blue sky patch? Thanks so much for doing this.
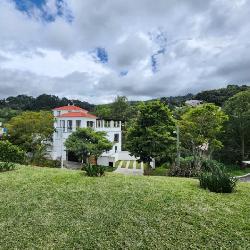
[151,55,158,73]
[120,70,128,77]
[13,0,73,23]
[149,30,167,73]
[95,47,108,64]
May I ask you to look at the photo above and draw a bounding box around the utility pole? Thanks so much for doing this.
[176,125,180,167]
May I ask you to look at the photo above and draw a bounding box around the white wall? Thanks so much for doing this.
[56,117,96,132]
[97,156,115,166]
[95,120,122,154]
[51,115,122,161]
[114,151,138,161]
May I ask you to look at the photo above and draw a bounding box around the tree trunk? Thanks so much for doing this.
[241,134,245,162]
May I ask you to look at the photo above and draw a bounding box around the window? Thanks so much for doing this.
[115,146,118,153]
[57,111,61,116]
[114,121,120,127]
[67,120,72,132]
[87,121,94,128]
[60,120,66,132]
[114,133,119,142]
[104,120,111,128]
[76,120,81,129]
[96,120,103,128]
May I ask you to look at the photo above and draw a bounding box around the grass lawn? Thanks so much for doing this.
[147,166,168,176]
[120,160,127,168]
[146,165,250,177]
[0,166,249,249]
[136,161,142,169]
[128,160,134,169]
[226,166,250,176]
[114,160,121,168]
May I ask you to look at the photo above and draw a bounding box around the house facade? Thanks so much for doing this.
[185,100,203,107]
[50,105,123,166]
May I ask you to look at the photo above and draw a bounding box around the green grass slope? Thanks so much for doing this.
[0,166,249,249]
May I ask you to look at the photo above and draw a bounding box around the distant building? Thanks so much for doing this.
[50,105,135,167]
[185,100,203,107]
[0,122,7,138]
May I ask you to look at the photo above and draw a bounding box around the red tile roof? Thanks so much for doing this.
[53,105,87,112]
[57,112,97,119]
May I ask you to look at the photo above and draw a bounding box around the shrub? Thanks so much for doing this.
[0,140,26,164]
[143,163,152,176]
[168,156,198,177]
[168,157,228,178]
[160,162,171,169]
[0,162,16,172]
[31,157,61,168]
[200,159,224,172]
[199,162,237,193]
[144,166,168,176]
[84,164,105,177]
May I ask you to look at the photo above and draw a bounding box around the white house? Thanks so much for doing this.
[50,105,128,167]
[185,100,203,107]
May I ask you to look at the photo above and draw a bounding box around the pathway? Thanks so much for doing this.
[238,173,250,182]
[239,162,250,182]
[114,160,144,176]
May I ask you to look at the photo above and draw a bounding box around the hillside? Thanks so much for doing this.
[0,94,94,111]
[0,166,249,249]
[195,84,250,106]
[0,84,249,112]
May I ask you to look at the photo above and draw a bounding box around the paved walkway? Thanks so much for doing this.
[114,160,144,176]
[238,173,250,182]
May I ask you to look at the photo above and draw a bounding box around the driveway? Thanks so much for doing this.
[114,160,144,176]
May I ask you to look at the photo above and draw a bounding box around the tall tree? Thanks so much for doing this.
[94,105,112,119]
[126,101,176,164]
[6,111,54,155]
[65,128,113,163]
[179,103,228,160]
[111,96,129,121]
[222,90,250,162]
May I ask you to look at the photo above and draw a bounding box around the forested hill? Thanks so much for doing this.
[0,94,95,111]
[0,84,249,112]
[158,84,249,107]
[194,84,250,106]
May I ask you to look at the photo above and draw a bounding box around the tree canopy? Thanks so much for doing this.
[179,103,228,158]
[0,108,21,124]
[220,90,250,162]
[94,95,137,121]
[195,85,249,106]
[0,94,94,111]
[0,140,26,164]
[94,105,112,119]
[6,111,54,153]
[65,128,113,162]
[110,96,129,121]
[126,101,176,164]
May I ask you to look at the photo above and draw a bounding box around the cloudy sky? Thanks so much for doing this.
[0,0,249,103]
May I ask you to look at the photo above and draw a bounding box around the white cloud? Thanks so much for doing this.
[0,0,249,103]
[0,49,109,77]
